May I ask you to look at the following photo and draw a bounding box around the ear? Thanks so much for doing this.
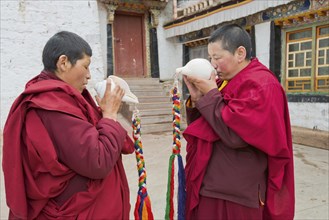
[56,55,70,73]
[236,46,247,63]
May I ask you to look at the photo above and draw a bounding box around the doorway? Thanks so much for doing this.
[113,13,145,78]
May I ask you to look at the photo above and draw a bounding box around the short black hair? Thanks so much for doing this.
[42,31,92,72]
[209,24,252,60]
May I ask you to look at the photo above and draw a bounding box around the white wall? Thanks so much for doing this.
[0,0,105,129]
[255,21,271,68]
[255,21,329,132]
[289,102,329,131]
[157,1,183,81]
[1,1,327,133]
[97,2,109,76]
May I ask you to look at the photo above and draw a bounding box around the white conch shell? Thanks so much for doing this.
[175,58,215,80]
[94,75,139,104]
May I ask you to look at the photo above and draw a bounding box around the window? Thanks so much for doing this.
[285,24,329,92]
[316,25,329,91]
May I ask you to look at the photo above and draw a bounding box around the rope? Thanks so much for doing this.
[132,108,154,220]
[165,79,186,220]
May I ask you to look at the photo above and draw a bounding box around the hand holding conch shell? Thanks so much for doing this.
[175,58,215,80]
[178,58,218,103]
[94,75,139,104]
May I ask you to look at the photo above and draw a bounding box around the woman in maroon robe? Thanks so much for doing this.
[183,24,294,220]
[2,31,134,219]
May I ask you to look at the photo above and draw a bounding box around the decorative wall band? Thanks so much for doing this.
[287,94,329,103]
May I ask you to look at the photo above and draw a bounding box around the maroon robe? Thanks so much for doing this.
[184,58,294,220]
[2,72,134,219]
[183,117,220,220]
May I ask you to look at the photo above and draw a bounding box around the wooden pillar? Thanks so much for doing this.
[269,21,282,82]
[182,44,190,99]
[249,25,256,58]
[149,9,161,78]
[106,4,117,76]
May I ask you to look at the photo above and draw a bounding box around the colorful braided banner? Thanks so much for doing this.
[165,79,186,220]
[132,109,154,220]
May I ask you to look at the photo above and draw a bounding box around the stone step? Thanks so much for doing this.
[139,114,172,125]
[141,123,173,134]
[141,122,186,134]
[124,78,160,85]
[130,102,172,111]
[131,85,168,90]
[120,77,183,134]
[138,96,171,103]
[130,84,162,90]
[133,90,167,96]
[138,108,172,116]
[292,126,329,150]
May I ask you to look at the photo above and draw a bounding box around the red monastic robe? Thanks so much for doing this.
[184,117,220,220]
[2,72,133,219]
[184,58,295,220]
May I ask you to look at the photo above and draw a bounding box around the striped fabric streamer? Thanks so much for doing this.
[165,79,186,220]
[132,109,154,220]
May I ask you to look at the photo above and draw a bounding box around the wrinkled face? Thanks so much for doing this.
[60,54,91,93]
[208,41,240,81]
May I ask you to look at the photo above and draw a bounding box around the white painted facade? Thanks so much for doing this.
[289,103,329,131]
[1,0,328,132]
[255,21,329,132]
[255,21,271,68]
[157,0,183,81]
[0,0,106,130]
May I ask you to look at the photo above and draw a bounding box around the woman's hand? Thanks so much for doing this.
[95,78,125,121]
[183,72,217,105]
[183,75,202,105]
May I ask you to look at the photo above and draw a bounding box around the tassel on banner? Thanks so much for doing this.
[165,78,186,220]
[132,107,154,220]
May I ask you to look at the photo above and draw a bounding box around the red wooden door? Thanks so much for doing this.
[113,13,145,78]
